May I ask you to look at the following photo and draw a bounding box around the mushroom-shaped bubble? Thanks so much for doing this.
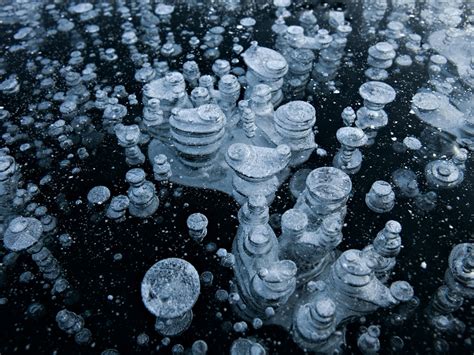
[87,186,111,206]
[141,258,200,336]
[4,217,43,252]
